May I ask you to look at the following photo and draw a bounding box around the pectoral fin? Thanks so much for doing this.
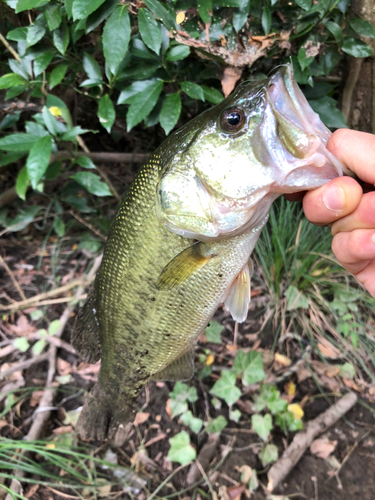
[151,349,194,381]
[224,262,251,323]
[156,242,214,290]
[71,286,101,363]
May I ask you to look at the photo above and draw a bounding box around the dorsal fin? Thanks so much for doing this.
[151,349,194,381]
[156,242,214,290]
[224,262,251,323]
[71,286,101,363]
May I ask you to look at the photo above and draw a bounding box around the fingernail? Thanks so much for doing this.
[323,186,345,212]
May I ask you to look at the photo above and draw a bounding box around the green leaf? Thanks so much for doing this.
[198,0,212,24]
[169,382,198,418]
[61,126,89,141]
[26,17,46,48]
[45,161,61,180]
[49,320,61,335]
[210,371,241,406]
[126,79,163,131]
[143,0,176,30]
[275,411,303,433]
[297,46,314,71]
[34,50,55,77]
[233,9,248,33]
[85,0,118,34]
[349,18,375,38]
[160,92,181,135]
[118,79,157,105]
[138,8,162,54]
[70,172,112,196]
[53,21,70,55]
[131,38,158,60]
[13,337,30,353]
[42,106,59,136]
[76,156,96,169]
[180,411,203,434]
[229,409,241,422]
[26,135,53,189]
[251,413,272,441]
[252,385,287,414]
[201,85,224,104]
[83,53,102,81]
[16,0,45,13]
[16,167,29,200]
[103,6,131,75]
[259,443,278,467]
[242,351,266,386]
[166,45,190,61]
[181,81,205,101]
[117,62,160,81]
[342,38,373,58]
[205,321,224,344]
[261,6,271,35]
[337,362,355,379]
[0,73,28,90]
[167,431,196,465]
[5,206,41,233]
[32,338,46,355]
[53,216,65,236]
[0,134,40,152]
[44,3,62,31]
[98,94,115,133]
[78,232,102,252]
[72,0,107,21]
[0,152,26,168]
[49,64,68,89]
[6,27,28,41]
[205,415,227,434]
[325,21,343,46]
[308,97,347,129]
[285,285,310,311]
[294,0,312,9]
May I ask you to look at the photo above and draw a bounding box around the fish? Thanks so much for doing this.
[72,64,350,443]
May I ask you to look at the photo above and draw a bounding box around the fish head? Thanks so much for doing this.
[157,64,349,241]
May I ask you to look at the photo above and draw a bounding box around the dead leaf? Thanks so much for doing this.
[297,366,311,383]
[24,484,39,499]
[343,378,362,391]
[310,436,337,459]
[134,412,150,426]
[52,425,73,435]
[237,464,252,484]
[226,344,239,351]
[206,354,215,365]
[274,353,291,367]
[165,398,172,418]
[29,390,44,407]
[317,340,341,359]
[144,432,167,447]
[284,381,296,396]
[221,67,242,97]
[57,357,72,376]
[227,484,245,500]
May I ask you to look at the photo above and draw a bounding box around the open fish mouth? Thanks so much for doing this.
[266,64,352,188]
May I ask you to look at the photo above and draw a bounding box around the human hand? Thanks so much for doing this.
[302,129,375,297]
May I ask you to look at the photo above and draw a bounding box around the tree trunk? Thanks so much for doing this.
[341,0,375,133]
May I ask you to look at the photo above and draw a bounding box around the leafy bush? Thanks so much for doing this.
[1,0,374,235]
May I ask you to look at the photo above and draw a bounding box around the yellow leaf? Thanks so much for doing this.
[176,11,185,24]
[49,106,62,117]
[45,443,55,449]
[274,353,291,367]
[206,354,214,365]
[285,381,296,396]
[288,403,304,420]
[72,244,78,250]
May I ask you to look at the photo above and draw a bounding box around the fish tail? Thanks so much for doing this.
[76,382,136,445]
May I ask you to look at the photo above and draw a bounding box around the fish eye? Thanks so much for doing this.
[220,108,245,132]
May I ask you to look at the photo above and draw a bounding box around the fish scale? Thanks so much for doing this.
[72,64,348,442]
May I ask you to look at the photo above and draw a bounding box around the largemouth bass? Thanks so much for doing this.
[72,64,349,442]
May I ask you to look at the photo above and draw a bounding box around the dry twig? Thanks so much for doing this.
[0,255,27,301]
[267,392,358,493]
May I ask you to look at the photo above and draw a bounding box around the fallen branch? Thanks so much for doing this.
[267,391,358,493]
[0,277,93,312]
[186,433,221,486]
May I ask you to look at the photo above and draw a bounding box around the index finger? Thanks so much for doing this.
[327,129,375,185]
